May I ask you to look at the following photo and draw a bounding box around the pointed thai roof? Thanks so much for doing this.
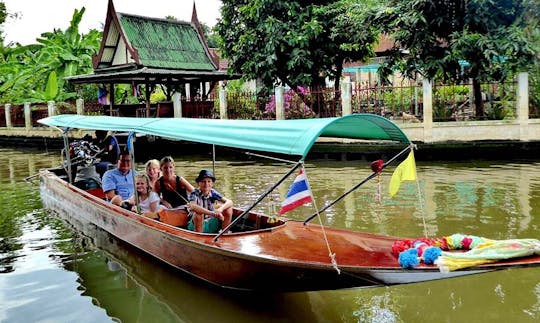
[68,0,234,84]
[95,0,216,71]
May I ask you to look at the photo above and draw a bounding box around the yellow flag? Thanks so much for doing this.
[389,151,417,198]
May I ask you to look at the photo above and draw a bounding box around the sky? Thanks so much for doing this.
[1,0,222,45]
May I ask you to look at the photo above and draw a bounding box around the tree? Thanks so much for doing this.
[201,23,219,48]
[215,0,379,91]
[373,0,537,117]
[0,2,5,25]
[0,1,6,44]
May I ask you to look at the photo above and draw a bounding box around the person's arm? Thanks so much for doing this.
[102,171,116,201]
[188,201,221,219]
[149,200,159,212]
[148,192,160,212]
[180,176,195,193]
[104,189,116,201]
[216,196,233,213]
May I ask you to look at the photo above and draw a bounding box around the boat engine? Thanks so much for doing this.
[63,140,105,198]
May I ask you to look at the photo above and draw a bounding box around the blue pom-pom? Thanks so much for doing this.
[398,248,419,268]
[423,247,442,264]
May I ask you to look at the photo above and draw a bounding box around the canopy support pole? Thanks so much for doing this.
[245,151,298,164]
[62,128,73,184]
[213,161,303,242]
[127,132,140,213]
[303,144,414,225]
[212,144,216,176]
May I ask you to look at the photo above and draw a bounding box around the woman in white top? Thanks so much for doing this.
[127,174,161,213]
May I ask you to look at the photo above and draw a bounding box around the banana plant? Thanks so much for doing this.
[0,7,100,104]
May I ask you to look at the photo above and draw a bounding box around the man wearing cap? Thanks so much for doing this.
[188,169,233,233]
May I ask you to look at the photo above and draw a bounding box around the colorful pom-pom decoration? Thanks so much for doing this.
[398,248,419,269]
[392,239,412,257]
[392,234,491,269]
[423,247,442,264]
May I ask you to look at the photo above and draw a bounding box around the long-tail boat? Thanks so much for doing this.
[37,114,540,291]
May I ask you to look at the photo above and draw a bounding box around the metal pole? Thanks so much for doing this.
[127,132,140,213]
[62,129,73,184]
[245,151,298,164]
[212,144,216,176]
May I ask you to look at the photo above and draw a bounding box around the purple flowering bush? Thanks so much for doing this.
[264,86,316,119]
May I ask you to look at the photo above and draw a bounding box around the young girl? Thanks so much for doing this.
[127,174,161,213]
[144,159,161,190]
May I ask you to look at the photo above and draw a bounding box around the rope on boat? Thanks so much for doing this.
[302,165,341,274]
[405,145,428,238]
[416,169,428,238]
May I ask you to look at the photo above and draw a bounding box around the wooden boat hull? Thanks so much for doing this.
[39,170,540,291]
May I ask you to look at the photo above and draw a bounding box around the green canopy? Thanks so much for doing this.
[38,114,410,158]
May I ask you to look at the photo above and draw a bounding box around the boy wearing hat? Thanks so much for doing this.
[188,169,233,233]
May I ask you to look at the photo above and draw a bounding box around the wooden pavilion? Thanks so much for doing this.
[66,0,236,118]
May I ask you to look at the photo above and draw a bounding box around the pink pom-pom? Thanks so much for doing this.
[462,237,473,249]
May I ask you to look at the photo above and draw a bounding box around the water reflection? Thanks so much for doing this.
[1,148,540,322]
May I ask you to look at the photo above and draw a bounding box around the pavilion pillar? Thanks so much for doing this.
[185,84,191,101]
[145,80,151,117]
[173,92,182,118]
[109,82,115,116]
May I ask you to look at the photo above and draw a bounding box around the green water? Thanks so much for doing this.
[1,147,540,322]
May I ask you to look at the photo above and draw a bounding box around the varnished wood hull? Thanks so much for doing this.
[39,170,540,291]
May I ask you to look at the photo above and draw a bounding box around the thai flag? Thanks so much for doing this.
[279,168,313,215]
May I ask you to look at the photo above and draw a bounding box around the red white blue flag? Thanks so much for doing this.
[279,168,313,215]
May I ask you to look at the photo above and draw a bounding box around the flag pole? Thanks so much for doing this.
[303,144,414,224]
[213,161,303,242]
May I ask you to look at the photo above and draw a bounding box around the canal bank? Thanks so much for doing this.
[1,128,539,161]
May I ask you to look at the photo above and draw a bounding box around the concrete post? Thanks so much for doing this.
[219,81,227,119]
[341,79,352,116]
[76,98,84,115]
[24,102,32,130]
[422,79,433,143]
[275,85,285,120]
[5,103,12,127]
[517,72,529,140]
[185,84,191,101]
[517,72,529,121]
[47,101,56,117]
[173,92,182,118]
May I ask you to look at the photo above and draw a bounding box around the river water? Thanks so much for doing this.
[1,147,540,322]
